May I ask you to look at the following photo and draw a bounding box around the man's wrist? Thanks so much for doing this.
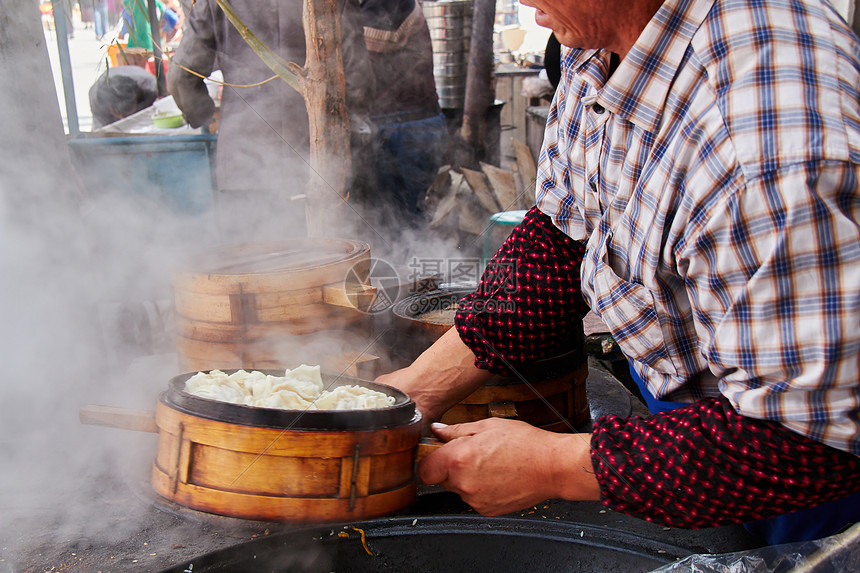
[402,327,493,421]
[549,432,601,501]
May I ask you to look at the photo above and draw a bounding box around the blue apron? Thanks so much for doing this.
[627,364,860,544]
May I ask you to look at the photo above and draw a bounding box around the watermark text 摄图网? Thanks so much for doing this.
[344,257,519,314]
[406,257,518,294]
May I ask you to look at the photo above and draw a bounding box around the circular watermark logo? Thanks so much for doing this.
[342,257,401,314]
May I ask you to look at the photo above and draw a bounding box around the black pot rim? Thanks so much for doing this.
[157,515,694,573]
[391,287,472,322]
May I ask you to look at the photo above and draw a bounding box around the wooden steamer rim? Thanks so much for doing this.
[172,238,372,296]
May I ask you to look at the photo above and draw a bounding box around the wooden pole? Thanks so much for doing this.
[50,0,80,135]
[459,0,496,167]
[301,0,351,236]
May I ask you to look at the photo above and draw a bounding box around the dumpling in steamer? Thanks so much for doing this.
[313,385,396,410]
[183,364,395,411]
[250,388,310,410]
[185,370,246,404]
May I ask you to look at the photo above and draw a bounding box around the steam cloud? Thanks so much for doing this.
[0,2,474,569]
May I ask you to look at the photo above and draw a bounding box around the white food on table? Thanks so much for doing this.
[184,364,395,410]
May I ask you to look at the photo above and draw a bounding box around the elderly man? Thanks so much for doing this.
[378,0,860,544]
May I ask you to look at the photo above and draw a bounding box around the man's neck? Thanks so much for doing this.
[610,0,665,59]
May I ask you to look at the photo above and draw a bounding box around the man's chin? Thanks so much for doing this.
[533,8,550,27]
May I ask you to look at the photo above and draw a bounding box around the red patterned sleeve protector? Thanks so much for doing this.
[455,207,590,376]
[591,396,860,528]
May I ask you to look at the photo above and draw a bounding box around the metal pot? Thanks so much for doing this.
[157,515,693,573]
[390,286,472,364]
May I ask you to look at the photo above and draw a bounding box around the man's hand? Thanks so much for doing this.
[419,418,601,516]
[206,109,220,133]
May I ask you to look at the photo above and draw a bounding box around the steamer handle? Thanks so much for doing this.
[415,438,445,463]
[79,405,158,433]
[321,282,378,310]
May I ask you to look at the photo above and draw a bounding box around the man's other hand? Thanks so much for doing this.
[419,418,600,516]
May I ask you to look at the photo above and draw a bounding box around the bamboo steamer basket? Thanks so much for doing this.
[83,371,433,523]
[391,288,590,430]
[172,239,377,374]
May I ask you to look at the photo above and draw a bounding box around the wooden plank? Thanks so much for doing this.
[321,282,377,311]
[429,171,463,229]
[458,199,489,236]
[367,450,414,491]
[424,165,452,213]
[187,442,342,496]
[456,378,576,404]
[487,401,518,418]
[512,137,537,209]
[481,162,519,212]
[173,290,235,322]
[174,287,325,322]
[354,453,371,498]
[152,463,417,522]
[174,305,365,341]
[171,239,370,295]
[512,170,526,211]
[461,167,501,213]
[155,401,422,457]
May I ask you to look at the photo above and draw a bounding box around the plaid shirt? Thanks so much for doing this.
[536,0,860,454]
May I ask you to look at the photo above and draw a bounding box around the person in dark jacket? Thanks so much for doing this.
[167,0,374,241]
[352,0,447,241]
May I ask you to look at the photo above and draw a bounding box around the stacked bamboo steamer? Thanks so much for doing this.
[172,239,377,376]
[391,288,590,430]
[151,239,438,523]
